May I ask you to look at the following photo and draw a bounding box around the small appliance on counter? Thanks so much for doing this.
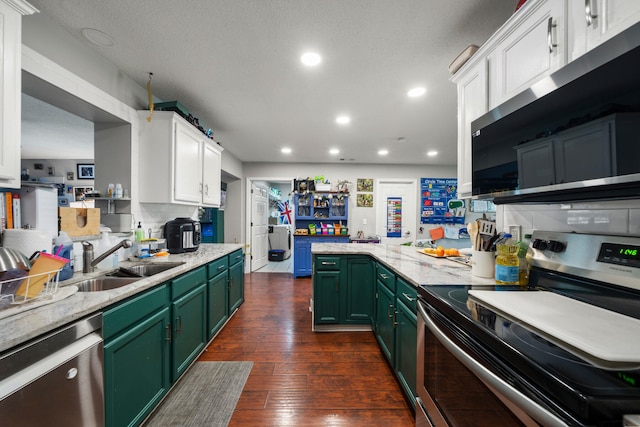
[164,217,201,254]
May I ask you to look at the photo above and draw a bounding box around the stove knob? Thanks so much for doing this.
[532,239,548,250]
[549,240,566,253]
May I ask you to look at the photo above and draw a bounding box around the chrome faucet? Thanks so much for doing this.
[83,239,133,273]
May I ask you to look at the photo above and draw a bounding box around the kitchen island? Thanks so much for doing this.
[0,243,243,353]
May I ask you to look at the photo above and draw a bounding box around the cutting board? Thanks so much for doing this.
[468,290,640,367]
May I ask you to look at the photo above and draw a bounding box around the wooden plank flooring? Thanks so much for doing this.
[198,272,415,426]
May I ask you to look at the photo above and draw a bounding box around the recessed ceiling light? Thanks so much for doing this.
[378,149,389,156]
[281,147,292,154]
[407,86,426,97]
[427,150,438,157]
[335,115,351,125]
[81,28,116,47]
[301,52,322,66]
[329,148,340,155]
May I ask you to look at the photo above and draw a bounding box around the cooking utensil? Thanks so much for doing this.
[467,221,479,251]
[478,219,496,236]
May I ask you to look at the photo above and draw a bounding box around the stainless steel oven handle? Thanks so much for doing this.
[417,301,567,427]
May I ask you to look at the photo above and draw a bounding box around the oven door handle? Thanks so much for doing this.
[417,301,568,427]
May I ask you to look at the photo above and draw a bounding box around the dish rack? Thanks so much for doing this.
[0,269,63,308]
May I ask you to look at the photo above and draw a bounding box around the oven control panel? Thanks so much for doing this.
[529,231,640,291]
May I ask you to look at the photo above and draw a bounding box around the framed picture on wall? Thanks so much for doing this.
[77,163,95,179]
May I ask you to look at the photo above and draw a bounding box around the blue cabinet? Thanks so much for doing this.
[293,192,349,278]
[294,235,349,277]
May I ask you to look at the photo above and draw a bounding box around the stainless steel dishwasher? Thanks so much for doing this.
[0,313,104,426]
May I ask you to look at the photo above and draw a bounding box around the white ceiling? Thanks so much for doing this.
[23,1,517,165]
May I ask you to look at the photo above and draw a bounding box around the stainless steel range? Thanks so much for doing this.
[416,231,640,427]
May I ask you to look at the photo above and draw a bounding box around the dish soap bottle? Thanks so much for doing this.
[495,233,519,285]
[135,222,144,242]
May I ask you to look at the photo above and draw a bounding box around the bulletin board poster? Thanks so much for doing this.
[386,197,402,237]
[420,178,464,224]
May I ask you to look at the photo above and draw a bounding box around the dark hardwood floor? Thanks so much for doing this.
[198,272,415,426]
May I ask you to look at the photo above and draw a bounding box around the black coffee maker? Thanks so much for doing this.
[164,218,201,253]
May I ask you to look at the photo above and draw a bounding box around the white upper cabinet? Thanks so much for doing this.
[488,0,566,110]
[569,0,640,61]
[0,0,37,188]
[138,111,223,207]
[451,60,488,198]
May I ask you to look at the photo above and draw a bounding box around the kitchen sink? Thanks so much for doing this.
[75,277,141,292]
[105,262,186,278]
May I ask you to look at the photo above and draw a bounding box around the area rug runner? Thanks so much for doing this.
[145,361,253,427]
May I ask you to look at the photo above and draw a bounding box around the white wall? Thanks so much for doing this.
[243,162,457,241]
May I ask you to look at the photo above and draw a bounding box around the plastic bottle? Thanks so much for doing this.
[135,222,145,242]
[517,234,532,285]
[106,183,115,198]
[114,183,123,199]
[495,233,519,284]
[53,231,74,280]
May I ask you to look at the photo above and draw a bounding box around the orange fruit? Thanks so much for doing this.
[436,248,445,257]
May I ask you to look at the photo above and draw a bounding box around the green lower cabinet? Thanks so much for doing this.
[313,255,374,325]
[171,282,208,381]
[314,270,341,323]
[103,285,171,427]
[207,269,229,339]
[395,298,417,408]
[344,256,375,323]
[375,280,395,361]
[228,260,244,313]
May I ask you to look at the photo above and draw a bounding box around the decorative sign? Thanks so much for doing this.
[386,197,402,237]
[420,178,465,224]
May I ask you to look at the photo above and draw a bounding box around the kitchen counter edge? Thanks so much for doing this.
[0,243,243,353]
[311,242,495,288]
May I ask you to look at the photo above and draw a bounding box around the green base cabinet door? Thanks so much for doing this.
[207,269,229,339]
[375,281,395,363]
[395,299,417,408]
[228,260,244,313]
[344,256,374,324]
[314,270,341,323]
[171,283,208,381]
[104,307,171,427]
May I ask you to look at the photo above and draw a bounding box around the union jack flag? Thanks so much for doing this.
[278,200,292,224]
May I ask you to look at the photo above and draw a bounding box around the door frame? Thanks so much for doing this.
[245,177,294,272]
[374,178,418,245]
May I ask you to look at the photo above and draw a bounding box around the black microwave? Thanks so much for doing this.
[471,23,640,204]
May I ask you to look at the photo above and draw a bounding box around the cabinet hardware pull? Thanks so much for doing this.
[380,273,389,280]
[393,310,398,327]
[547,17,557,53]
[402,292,416,302]
[322,261,337,266]
[585,0,597,26]
[166,324,172,342]
[199,183,203,194]
[204,184,209,196]
[176,316,182,334]
[218,265,225,270]
[387,304,394,319]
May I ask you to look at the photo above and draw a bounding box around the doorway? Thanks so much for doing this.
[247,178,294,273]
[374,179,417,245]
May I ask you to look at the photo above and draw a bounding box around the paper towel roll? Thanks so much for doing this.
[2,229,53,258]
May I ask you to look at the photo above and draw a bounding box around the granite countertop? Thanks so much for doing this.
[311,242,495,288]
[0,243,243,353]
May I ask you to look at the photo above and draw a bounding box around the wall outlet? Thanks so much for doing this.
[508,225,522,241]
[363,218,367,225]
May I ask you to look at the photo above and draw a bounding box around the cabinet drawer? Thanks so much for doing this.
[376,263,396,292]
[316,256,341,271]
[103,283,170,341]
[229,249,244,266]
[207,257,228,279]
[396,277,417,314]
[172,266,207,300]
